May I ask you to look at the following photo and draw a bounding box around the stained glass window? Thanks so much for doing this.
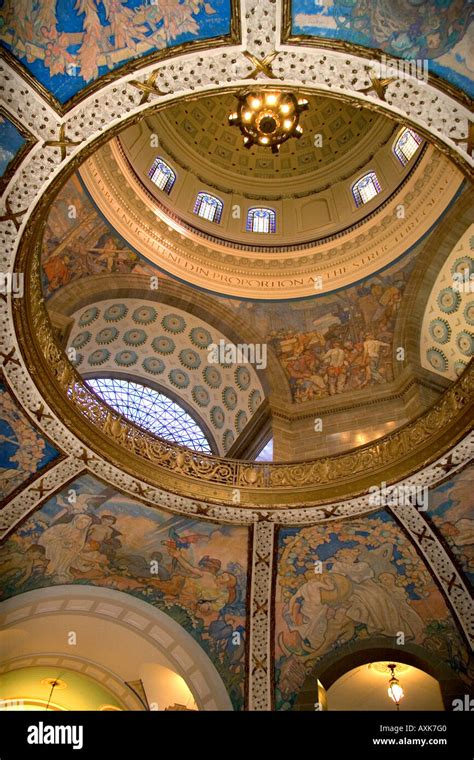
[86,377,211,453]
[148,158,176,194]
[193,192,223,223]
[246,207,276,233]
[393,128,423,166]
[352,172,382,207]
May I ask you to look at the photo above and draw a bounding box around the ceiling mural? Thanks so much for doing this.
[0,473,249,709]
[41,175,153,298]
[428,465,474,586]
[42,174,424,407]
[274,511,472,710]
[289,0,473,97]
[0,378,60,502]
[223,250,416,402]
[67,299,265,453]
[420,225,474,380]
[0,0,233,105]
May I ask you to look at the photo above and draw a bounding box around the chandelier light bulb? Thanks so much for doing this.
[229,90,309,154]
[387,664,404,708]
[388,682,404,704]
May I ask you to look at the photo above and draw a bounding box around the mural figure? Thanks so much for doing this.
[266,269,409,402]
[0,474,249,709]
[275,513,471,709]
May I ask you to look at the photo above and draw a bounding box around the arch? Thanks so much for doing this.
[0,585,234,711]
[293,639,467,712]
[193,192,223,224]
[351,171,382,207]
[147,157,176,194]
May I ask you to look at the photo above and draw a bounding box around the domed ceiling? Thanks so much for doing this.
[80,90,464,300]
[147,91,393,190]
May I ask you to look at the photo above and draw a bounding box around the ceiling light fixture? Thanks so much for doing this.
[387,664,404,709]
[228,90,309,154]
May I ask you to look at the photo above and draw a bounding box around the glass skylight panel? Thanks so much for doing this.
[86,377,211,453]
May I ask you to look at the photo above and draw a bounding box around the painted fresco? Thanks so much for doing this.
[0,114,27,178]
[0,0,232,104]
[292,0,473,97]
[429,466,474,586]
[226,254,415,402]
[42,177,417,402]
[0,381,59,501]
[275,512,471,710]
[0,474,249,709]
[41,176,155,298]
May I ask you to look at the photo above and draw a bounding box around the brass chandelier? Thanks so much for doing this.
[228,90,309,153]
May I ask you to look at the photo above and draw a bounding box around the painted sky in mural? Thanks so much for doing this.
[0,380,59,501]
[275,511,471,710]
[292,0,473,97]
[0,115,27,178]
[0,473,249,708]
[0,0,232,104]
[429,466,474,586]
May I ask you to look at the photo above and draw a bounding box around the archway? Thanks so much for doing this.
[0,585,234,711]
[293,639,467,712]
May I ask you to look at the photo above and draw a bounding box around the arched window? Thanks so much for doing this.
[193,192,223,223]
[352,172,382,207]
[393,128,423,166]
[246,207,277,233]
[86,377,212,453]
[148,157,176,194]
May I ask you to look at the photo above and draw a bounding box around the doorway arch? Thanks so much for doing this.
[293,638,468,711]
[0,585,233,711]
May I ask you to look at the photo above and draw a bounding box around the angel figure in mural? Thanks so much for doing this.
[38,514,93,582]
